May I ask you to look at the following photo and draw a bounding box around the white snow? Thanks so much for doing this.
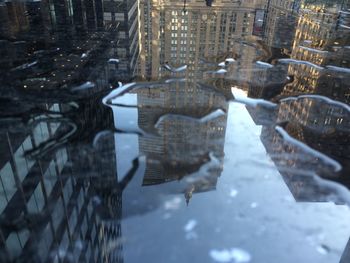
[184,219,198,232]
[164,197,182,210]
[230,189,238,197]
[209,248,251,262]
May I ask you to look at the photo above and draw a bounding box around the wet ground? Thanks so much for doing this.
[0,0,350,262]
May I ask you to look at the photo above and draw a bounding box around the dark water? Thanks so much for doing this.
[0,0,350,262]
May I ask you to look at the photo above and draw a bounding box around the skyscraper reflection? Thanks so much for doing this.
[0,0,350,262]
[0,97,125,263]
[137,81,228,202]
[246,0,350,203]
[110,80,229,209]
[138,0,266,79]
[0,0,138,89]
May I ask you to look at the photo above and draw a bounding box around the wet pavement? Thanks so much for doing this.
[0,0,350,262]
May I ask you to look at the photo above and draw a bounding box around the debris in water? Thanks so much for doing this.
[209,249,232,262]
[325,65,350,74]
[277,58,324,70]
[12,60,38,70]
[256,61,273,68]
[165,77,186,83]
[184,219,198,232]
[102,82,137,105]
[299,46,328,54]
[164,197,182,210]
[108,58,120,63]
[316,244,330,255]
[230,189,238,197]
[71,81,96,92]
[225,58,235,63]
[155,109,226,128]
[216,69,227,74]
[164,62,188,72]
[209,248,251,263]
[232,87,277,108]
[303,40,312,45]
[250,202,258,208]
[280,94,350,113]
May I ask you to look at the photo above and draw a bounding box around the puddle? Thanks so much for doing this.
[0,0,350,262]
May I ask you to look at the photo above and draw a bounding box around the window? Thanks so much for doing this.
[14,146,28,181]
[0,163,16,213]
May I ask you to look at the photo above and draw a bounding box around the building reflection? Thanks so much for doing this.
[279,3,350,102]
[0,0,139,90]
[240,0,350,207]
[0,96,125,263]
[136,81,229,203]
[247,0,350,201]
[258,98,350,259]
[0,0,350,262]
[0,97,122,262]
[0,0,133,261]
[263,0,298,50]
[111,82,230,211]
[110,0,268,204]
[247,4,350,260]
[138,0,266,79]
[0,0,265,260]
[250,0,350,101]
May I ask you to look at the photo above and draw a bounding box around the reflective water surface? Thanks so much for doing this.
[1,0,350,262]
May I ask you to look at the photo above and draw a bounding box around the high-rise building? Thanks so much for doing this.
[138,0,265,79]
[135,80,228,203]
[103,0,139,77]
[0,96,126,263]
[109,81,231,206]
[0,1,132,257]
[246,0,350,203]
[0,0,138,86]
[263,0,298,49]
[279,4,350,102]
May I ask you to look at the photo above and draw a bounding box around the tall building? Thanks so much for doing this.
[138,0,266,79]
[279,3,350,102]
[263,0,298,50]
[109,79,230,205]
[135,80,229,203]
[0,95,126,263]
[103,0,139,77]
[0,0,138,86]
[0,1,136,261]
[246,0,350,203]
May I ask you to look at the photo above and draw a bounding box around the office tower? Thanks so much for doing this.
[264,0,298,49]
[279,4,350,102]
[103,0,139,77]
[134,81,228,203]
[138,0,265,79]
[246,1,350,203]
[0,95,126,263]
